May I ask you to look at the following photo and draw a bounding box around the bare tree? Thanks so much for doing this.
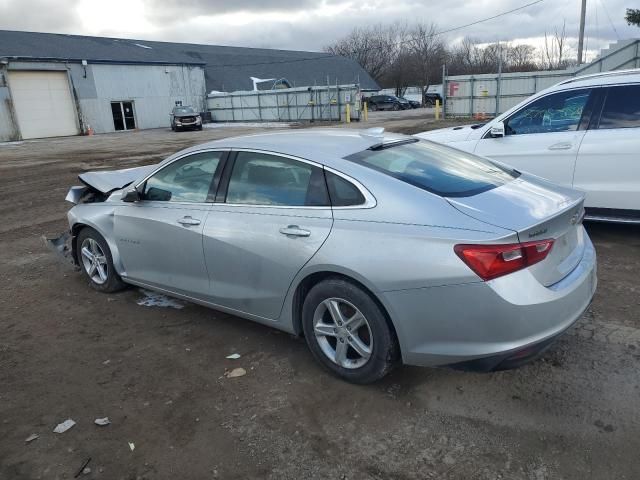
[324,24,401,83]
[542,21,569,70]
[507,44,538,71]
[407,23,447,104]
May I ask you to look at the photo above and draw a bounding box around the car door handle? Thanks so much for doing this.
[177,216,201,226]
[279,225,311,237]
[548,142,572,150]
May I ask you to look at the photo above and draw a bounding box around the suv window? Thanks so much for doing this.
[143,151,222,202]
[597,85,640,129]
[346,139,519,197]
[226,152,328,206]
[505,89,591,135]
[325,172,365,206]
[174,106,196,114]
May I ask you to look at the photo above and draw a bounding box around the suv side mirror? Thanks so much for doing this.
[121,187,141,202]
[489,121,505,138]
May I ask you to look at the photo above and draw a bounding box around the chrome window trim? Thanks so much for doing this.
[483,86,598,140]
[130,147,377,210]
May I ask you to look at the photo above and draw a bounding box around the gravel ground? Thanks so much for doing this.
[1,120,639,480]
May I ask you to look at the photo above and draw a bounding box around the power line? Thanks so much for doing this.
[598,0,620,40]
[216,0,546,68]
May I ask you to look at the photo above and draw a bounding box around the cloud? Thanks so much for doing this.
[0,0,83,33]
[0,0,636,60]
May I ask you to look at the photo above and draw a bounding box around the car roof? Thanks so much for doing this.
[177,128,407,166]
[552,68,640,90]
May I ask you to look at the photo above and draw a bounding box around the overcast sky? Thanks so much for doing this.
[0,0,637,60]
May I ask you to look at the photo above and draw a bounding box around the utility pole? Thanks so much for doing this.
[577,0,587,64]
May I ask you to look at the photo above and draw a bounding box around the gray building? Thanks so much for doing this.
[0,30,378,141]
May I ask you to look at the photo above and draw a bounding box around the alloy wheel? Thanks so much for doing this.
[80,237,108,285]
[312,298,373,369]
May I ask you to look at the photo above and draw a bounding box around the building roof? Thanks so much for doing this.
[0,30,379,92]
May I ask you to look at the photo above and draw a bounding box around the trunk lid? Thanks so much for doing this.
[447,174,586,286]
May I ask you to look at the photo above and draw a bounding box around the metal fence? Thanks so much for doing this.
[207,84,361,122]
[443,39,640,118]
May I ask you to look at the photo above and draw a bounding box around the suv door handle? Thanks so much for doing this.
[177,216,201,226]
[279,225,311,237]
[548,142,572,150]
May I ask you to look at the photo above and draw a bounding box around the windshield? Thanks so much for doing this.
[345,140,519,197]
[174,106,196,114]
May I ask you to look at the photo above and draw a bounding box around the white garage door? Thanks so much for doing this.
[8,71,79,139]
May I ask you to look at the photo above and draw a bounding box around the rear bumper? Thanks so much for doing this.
[382,234,597,368]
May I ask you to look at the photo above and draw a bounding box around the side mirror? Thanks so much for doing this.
[121,187,141,203]
[489,121,505,138]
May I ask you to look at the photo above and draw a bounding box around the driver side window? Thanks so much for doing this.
[505,89,591,136]
[143,151,223,203]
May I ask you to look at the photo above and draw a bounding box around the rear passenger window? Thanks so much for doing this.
[226,152,329,206]
[325,172,365,206]
[597,85,640,129]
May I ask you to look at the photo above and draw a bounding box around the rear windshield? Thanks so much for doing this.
[345,140,519,197]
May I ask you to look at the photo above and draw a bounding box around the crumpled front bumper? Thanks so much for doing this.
[43,231,79,269]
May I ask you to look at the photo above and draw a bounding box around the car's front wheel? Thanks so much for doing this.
[302,278,399,383]
[77,227,126,293]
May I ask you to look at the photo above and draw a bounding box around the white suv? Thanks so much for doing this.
[416,69,640,223]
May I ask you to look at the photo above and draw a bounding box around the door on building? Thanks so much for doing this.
[110,101,136,131]
[7,70,80,139]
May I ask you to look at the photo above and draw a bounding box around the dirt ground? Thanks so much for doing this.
[1,113,639,480]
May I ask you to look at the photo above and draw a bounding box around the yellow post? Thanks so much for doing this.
[435,99,440,120]
[363,102,368,122]
[346,103,351,123]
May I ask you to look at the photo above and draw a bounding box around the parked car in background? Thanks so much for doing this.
[423,93,442,106]
[416,70,640,222]
[61,129,596,383]
[170,106,202,131]
[399,97,421,109]
[367,95,403,111]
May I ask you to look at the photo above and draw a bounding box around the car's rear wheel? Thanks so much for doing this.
[369,103,378,111]
[392,104,400,111]
[77,227,126,293]
[302,278,399,383]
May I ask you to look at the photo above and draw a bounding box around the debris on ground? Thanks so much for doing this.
[136,289,184,309]
[24,433,39,443]
[102,359,111,365]
[74,457,91,478]
[94,417,110,426]
[53,419,76,433]
[128,442,135,451]
[42,232,77,268]
[226,353,241,359]
[224,367,247,378]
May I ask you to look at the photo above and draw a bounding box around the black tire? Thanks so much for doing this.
[197,125,203,131]
[392,103,400,111]
[369,103,378,111]
[76,227,127,293]
[302,278,399,384]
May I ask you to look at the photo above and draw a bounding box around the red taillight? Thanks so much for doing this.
[454,239,555,281]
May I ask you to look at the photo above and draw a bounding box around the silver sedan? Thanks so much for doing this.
[62,128,597,383]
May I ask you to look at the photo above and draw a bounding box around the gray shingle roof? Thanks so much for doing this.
[0,30,379,92]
